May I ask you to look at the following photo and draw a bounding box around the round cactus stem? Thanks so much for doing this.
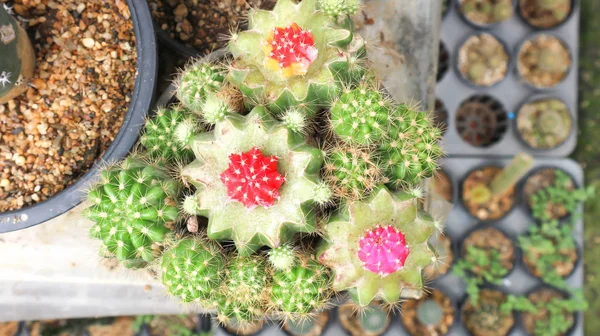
[358,225,410,276]
[417,299,443,326]
[358,305,388,333]
[268,245,296,270]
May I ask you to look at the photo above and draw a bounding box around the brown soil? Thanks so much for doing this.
[523,168,575,220]
[522,288,575,335]
[462,289,514,336]
[517,98,572,149]
[283,310,330,336]
[401,289,454,336]
[462,167,515,220]
[147,315,198,336]
[148,0,276,55]
[424,232,454,280]
[519,0,572,29]
[338,301,390,336]
[0,322,18,336]
[458,33,509,87]
[88,317,135,336]
[455,96,507,147]
[517,34,571,88]
[523,238,577,278]
[459,0,513,25]
[430,169,453,202]
[0,0,136,212]
[463,227,515,276]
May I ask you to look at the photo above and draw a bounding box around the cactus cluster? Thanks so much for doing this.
[85,0,447,327]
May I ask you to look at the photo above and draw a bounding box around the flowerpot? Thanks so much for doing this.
[515,96,573,150]
[517,0,575,29]
[520,286,579,336]
[455,95,508,148]
[0,0,157,232]
[283,310,330,336]
[424,231,457,281]
[520,229,580,284]
[516,33,572,89]
[400,288,457,336]
[457,0,515,28]
[222,319,265,336]
[338,301,391,336]
[461,165,516,221]
[456,32,511,88]
[460,288,517,336]
[520,166,579,221]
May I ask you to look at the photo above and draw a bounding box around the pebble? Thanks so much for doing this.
[82,38,95,49]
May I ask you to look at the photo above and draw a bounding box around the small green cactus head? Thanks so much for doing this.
[176,60,225,112]
[268,245,296,270]
[140,106,199,163]
[215,255,269,324]
[281,108,309,134]
[493,2,512,21]
[358,304,389,333]
[318,0,361,18]
[329,85,393,145]
[182,194,200,216]
[468,184,493,205]
[538,48,570,74]
[417,299,443,326]
[161,238,226,304]
[323,145,383,200]
[270,256,332,318]
[86,157,180,266]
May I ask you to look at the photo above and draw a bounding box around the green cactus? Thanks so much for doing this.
[270,256,331,317]
[176,61,225,112]
[317,0,361,19]
[317,186,437,306]
[140,106,199,163]
[329,86,392,145]
[378,104,443,187]
[323,145,383,200]
[0,4,35,104]
[227,0,360,114]
[215,255,270,324]
[180,106,326,255]
[85,157,179,267]
[161,238,226,303]
[281,108,309,134]
[268,245,296,270]
[358,304,389,334]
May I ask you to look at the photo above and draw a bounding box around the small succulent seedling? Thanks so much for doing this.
[518,220,576,289]
[416,299,443,326]
[530,170,593,222]
[453,245,509,304]
[176,61,225,112]
[467,152,533,205]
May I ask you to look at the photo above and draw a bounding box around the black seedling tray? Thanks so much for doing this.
[209,157,584,336]
[437,0,580,157]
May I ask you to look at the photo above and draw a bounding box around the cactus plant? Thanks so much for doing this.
[0,4,35,104]
[161,238,226,303]
[462,289,515,336]
[176,61,225,113]
[317,186,437,306]
[317,0,361,19]
[85,157,179,267]
[140,107,199,163]
[227,0,363,114]
[180,106,326,255]
[269,254,332,318]
[323,145,383,200]
[214,255,270,324]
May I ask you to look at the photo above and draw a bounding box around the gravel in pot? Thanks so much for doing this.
[457,33,509,87]
[517,34,571,89]
[338,301,391,336]
[424,231,454,280]
[521,167,584,221]
[455,95,508,148]
[148,0,277,56]
[518,0,573,29]
[283,310,330,336]
[461,289,516,336]
[458,0,514,27]
[518,220,579,286]
[433,99,449,136]
[401,289,455,336]
[521,287,578,336]
[516,97,572,150]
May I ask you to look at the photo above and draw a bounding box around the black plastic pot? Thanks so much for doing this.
[517,284,580,336]
[0,0,157,233]
[456,0,517,29]
[156,29,202,58]
[516,0,576,31]
[459,286,519,336]
[398,287,459,336]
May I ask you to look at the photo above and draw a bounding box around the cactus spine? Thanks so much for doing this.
[141,107,199,163]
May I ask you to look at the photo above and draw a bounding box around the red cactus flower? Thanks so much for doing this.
[358,225,410,276]
[220,147,285,209]
[263,23,318,78]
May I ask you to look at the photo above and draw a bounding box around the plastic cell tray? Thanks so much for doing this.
[437,0,580,157]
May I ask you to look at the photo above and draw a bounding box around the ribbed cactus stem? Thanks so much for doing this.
[489,153,533,196]
[177,61,225,112]
[318,0,361,18]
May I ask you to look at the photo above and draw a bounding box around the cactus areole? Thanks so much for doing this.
[358,225,410,276]
[220,147,286,209]
[264,23,318,78]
